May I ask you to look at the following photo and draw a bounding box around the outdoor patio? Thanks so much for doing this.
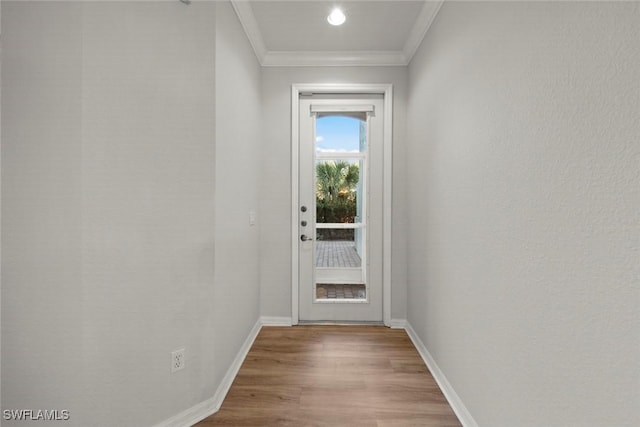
[316,283,366,299]
[315,240,361,268]
[315,241,364,299]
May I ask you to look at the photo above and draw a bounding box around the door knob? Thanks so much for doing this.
[300,234,314,241]
[301,206,307,212]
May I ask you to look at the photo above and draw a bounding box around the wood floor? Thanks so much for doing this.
[195,326,461,426]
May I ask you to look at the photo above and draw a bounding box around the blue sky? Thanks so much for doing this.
[315,116,361,153]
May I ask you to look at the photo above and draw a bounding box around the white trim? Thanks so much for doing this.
[263,50,407,67]
[294,83,392,95]
[382,86,393,327]
[260,316,293,327]
[310,104,375,114]
[291,84,393,327]
[153,318,263,427]
[404,322,479,427]
[291,87,301,326]
[402,1,444,64]
[315,153,366,161]
[388,318,408,329]
[153,396,217,427]
[230,1,444,67]
[230,0,267,64]
[315,223,364,229]
[208,318,262,413]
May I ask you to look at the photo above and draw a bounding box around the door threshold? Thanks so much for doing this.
[297,320,385,326]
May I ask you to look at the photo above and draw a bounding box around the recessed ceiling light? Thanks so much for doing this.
[327,8,346,26]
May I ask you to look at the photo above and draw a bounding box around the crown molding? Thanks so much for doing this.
[262,50,407,67]
[403,1,444,63]
[230,0,443,67]
[230,0,267,64]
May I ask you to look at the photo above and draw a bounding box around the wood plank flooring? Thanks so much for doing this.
[195,326,461,426]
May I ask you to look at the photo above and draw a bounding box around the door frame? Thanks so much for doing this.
[291,83,393,326]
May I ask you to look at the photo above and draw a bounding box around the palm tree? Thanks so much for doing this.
[316,161,359,224]
[316,160,359,202]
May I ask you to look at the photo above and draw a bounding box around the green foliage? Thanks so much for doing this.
[316,161,359,223]
[316,197,357,224]
[316,161,359,202]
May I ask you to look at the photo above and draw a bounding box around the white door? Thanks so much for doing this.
[298,96,384,322]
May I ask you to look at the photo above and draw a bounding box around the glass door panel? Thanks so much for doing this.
[314,114,367,301]
[297,95,384,322]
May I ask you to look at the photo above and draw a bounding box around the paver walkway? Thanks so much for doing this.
[316,283,366,299]
[315,241,361,268]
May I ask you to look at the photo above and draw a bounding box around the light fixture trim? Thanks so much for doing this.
[327,8,346,26]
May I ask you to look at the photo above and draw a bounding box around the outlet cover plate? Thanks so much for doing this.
[171,348,185,373]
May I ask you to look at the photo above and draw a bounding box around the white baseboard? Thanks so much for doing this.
[153,396,217,427]
[404,322,478,427]
[388,318,408,329]
[154,317,263,427]
[206,318,263,415]
[260,316,293,326]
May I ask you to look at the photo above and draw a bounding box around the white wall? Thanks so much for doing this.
[2,3,84,422]
[211,0,262,391]
[0,1,3,415]
[1,1,261,426]
[81,4,217,425]
[259,67,408,321]
[406,2,639,426]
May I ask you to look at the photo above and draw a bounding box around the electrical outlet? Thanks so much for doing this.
[171,348,185,373]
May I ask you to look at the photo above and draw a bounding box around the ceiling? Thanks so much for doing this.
[230,1,444,66]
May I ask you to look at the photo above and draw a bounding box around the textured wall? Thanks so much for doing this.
[406,2,639,426]
[211,0,262,391]
[80,4,217,425]
[2,2,261,426]
[2,3,84,420]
